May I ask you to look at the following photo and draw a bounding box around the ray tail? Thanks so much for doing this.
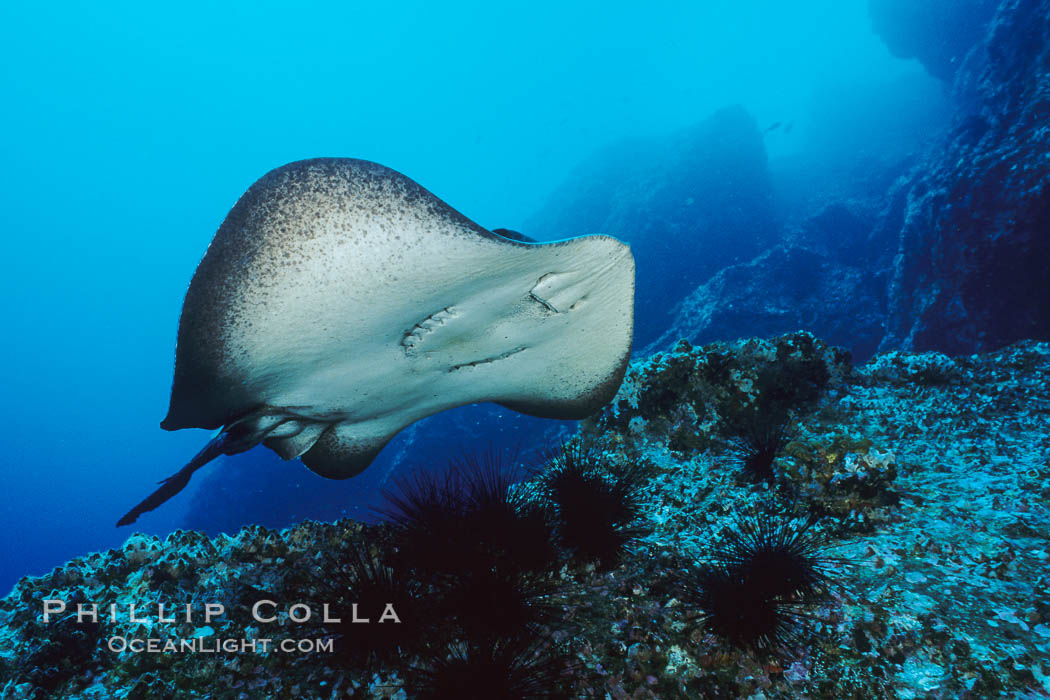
[116,432,228,527]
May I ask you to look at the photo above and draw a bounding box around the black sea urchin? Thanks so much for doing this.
[437,566,565,645]
[380,451,559,579]
[713,514,835,600]
[408,638,577,700]
[542,443,648,568]
[722,354,831,484]
[685,514,837,653]
[379,452,564,644]
[727,412,794,484]
[686,562,812,653]
[309,539,428,668]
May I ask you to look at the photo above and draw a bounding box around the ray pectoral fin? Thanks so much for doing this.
[300,423,396,479]
[116,433,228,527]
[263,421,328,460]
[496,237,635,419]
[496,355,629,419]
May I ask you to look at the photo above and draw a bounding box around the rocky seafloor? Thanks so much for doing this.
[2,332,1049,699]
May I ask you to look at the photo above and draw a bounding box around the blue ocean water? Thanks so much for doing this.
[0,1,945,595]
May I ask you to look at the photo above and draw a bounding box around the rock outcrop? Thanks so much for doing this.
[877,0,1050,353]
[645,244,886,361]
[647,203,888,360]
[868,0,999,81]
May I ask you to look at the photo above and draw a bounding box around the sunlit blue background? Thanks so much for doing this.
[0,0,941,594]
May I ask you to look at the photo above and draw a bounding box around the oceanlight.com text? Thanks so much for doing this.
[107,636,334,654]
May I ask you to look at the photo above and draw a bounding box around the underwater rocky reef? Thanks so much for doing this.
[3,331,1049,698]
